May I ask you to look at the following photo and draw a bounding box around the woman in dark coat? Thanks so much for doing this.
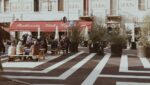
[0,40,5,54]
[0,38,4,72]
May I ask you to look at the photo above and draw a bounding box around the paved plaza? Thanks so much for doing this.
[0,48,150,85]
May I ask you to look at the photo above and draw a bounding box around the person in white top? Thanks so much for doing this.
[16,41,24,55]
[8,42,16,56]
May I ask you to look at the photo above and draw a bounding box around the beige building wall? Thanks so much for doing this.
[0,0,149,23]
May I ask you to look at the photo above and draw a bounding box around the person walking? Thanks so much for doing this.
[0,40,5,55]
[64,36,70,54]
[60,36,66,55]
[0,41,3,71]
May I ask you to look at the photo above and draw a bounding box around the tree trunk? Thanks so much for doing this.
[145,47,150,58]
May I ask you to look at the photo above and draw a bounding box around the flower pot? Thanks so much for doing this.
[89,42,105,55]
[137,46,145,57]
[89,43,99,53]
[69,42,79,53]
[111,44,123,57]
[145,47,150,58]
[84,41,88,47]
[131,42,136,49]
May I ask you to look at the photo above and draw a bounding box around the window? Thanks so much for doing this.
[138,0,145,10]
[83,0,89,16]
[110,0,117,15]
[34,0,39,11]
[48,0,52,11]
[0,0,1,12]
[40,0,52,11]
[58,0,64,11]
[4,0,9,12]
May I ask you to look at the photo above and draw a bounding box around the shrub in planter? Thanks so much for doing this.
[109,28,127,57]
[69,42,79,53]
[89,21,108,55]
[145,47,150,57]
[137,15,150,57]
[69,26,81,53]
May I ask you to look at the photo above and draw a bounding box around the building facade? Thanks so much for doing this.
[0,0,149,27]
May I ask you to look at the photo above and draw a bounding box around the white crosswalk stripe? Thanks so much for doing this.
[119,55,150,73]
[99,74,150,79]
[82,53,111,85]
[3,52,96,80]
[3,51,84,73]
[119,55,128,72]
[117,82,150,85]
[139,57,150,68]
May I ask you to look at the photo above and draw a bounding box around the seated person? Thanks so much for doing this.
[16,41,24,55]
[51,39,58,54]
[24,45,31,55]
[8,42,16,61]
[30,40,40,61]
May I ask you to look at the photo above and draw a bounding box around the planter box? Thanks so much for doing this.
[131,42,136,49]
[137,46,145,57]
[89,43,105,55]
[111,44,123,57]
[89,43,99,53]
[69,42,79,53]
[145,47,150,58]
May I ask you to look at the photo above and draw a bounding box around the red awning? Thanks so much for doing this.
[10,21,92,32]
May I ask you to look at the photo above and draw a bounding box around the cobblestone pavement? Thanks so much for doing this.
[1,48,150,85]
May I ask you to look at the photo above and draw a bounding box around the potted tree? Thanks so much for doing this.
[109,28,127,57]
[138,15,150,57]
[89,21,108,55]
[69,26,81,52]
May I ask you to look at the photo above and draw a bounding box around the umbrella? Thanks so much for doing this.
[37,26,40,39]
[54,26,59,40]
[84,26,89,41]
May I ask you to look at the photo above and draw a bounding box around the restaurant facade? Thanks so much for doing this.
[0,0,149,39]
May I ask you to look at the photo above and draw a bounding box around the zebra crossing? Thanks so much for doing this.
[1,51,150,85]
[119,55,150,73]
